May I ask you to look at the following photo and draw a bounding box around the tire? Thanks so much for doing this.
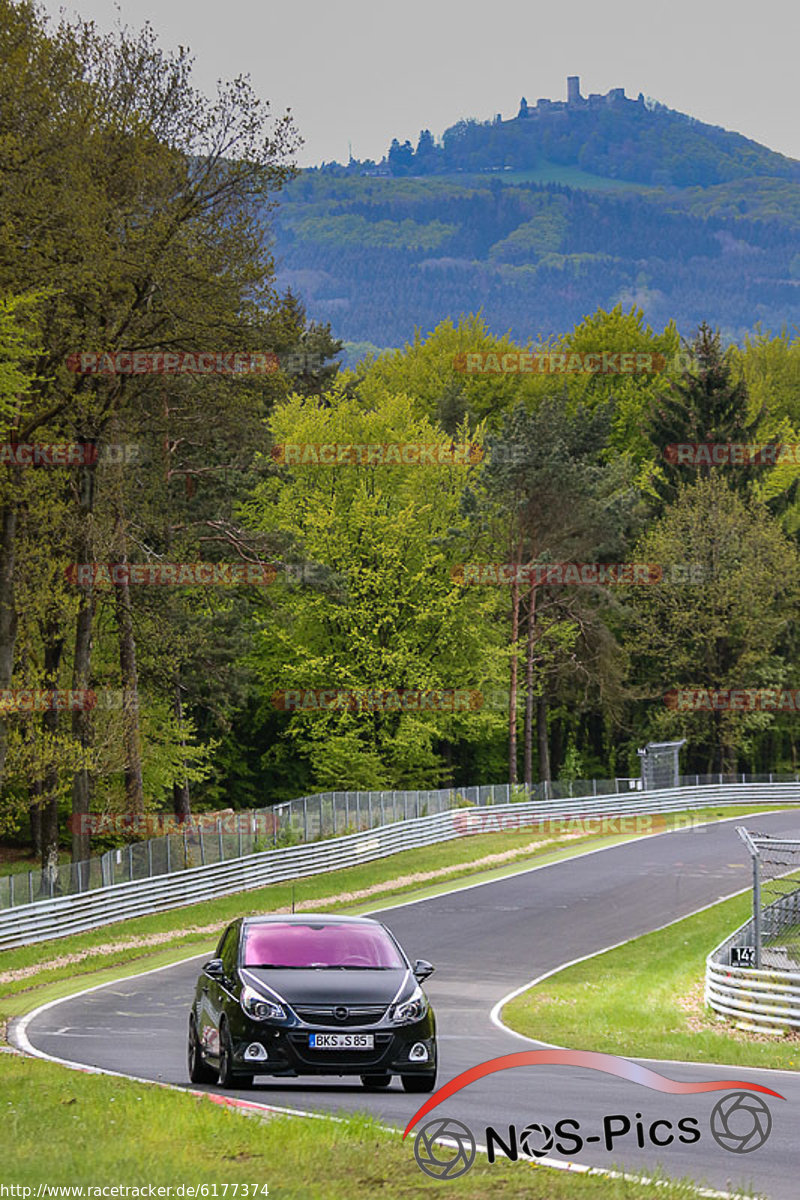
[361,1073,391,1090]
[188,1017,217,1085]
[217,1021,254,1090]
[401,1072,437,1094]
[217,1021,236,1088]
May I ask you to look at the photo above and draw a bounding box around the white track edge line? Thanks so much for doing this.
[489,884,800,1078]
[10,809,791,1200]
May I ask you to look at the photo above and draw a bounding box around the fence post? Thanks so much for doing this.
[753,847,762,969]
[368,793,373,828]
[8,874,13,907]
[200,829,206,865]
[218,819,223,861]
[147,839,153,878]
[737,827,762,970]
[303,795,309,841]
[128,844,134,882]
[183,827,189,869]
[28,871,33,904]
[166,836,171,874]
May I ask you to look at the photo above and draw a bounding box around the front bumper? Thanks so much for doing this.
[229,1013,436,1077]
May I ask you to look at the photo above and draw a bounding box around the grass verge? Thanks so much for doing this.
[503,891,800,1071]
[1,805,795,1024]
[4,806,787,1196]
[1,804,793,1023]
[0,1053,731,1198]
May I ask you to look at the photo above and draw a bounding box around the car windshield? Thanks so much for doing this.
[242,922,405,969]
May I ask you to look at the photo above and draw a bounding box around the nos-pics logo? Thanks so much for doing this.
[404,1050,783,1180]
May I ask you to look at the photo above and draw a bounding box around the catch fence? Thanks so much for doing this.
[1,780,799,948]
[0,772,796,913]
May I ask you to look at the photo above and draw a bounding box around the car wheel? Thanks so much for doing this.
[401,1072,437,1094]
[216,1022,254,1090]
[188,1017,217,1085]
[217,1021,236,1088]
[361,1073,391,1089]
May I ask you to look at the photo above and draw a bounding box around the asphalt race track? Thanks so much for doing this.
[16,813,800,1198]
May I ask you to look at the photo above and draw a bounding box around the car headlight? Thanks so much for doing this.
[392,985,428,1025]
[240,984,285,1022]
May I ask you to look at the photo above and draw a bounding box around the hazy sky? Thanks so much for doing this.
[40,0,800,167]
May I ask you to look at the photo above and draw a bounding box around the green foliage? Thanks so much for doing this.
[648,323,765,506]
[558,739,585,783]
[286,212,457,250]
[626,475,800,771]
[242,380,505,791]
[489,195,569,260]
[0,293,41,427]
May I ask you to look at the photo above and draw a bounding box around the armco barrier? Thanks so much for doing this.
[706,881,800,1034]
[2,781,799,950]
[706,921,800,1034]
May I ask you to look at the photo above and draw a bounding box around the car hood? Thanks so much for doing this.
[241,966,409,1007]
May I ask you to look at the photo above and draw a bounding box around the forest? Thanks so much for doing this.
[2,1,800,881]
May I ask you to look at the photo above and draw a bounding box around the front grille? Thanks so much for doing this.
[293,1004,387,1027]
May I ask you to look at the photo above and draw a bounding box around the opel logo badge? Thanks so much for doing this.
[333,1005,349,1021]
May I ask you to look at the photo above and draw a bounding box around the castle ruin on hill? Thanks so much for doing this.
[516,76,645,119]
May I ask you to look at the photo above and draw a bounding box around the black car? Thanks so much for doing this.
[188,914,437,1093]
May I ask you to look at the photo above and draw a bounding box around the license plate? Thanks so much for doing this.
[308,1033,374,1050]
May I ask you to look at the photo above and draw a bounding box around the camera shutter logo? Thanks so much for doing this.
[710,1092,772,1154]
[519,1121,555,1158]
[414,1118,476,1179]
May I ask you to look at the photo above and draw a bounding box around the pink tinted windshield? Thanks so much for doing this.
[242,922,405,969]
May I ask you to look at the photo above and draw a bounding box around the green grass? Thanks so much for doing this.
[503,891,800,1071]
[456,163,659,193]
[3,807,788,1197]
[1,805,795,1023]
[0,1053,733,1197]
[0,852,64,877]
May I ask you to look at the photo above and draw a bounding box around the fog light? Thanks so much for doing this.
[409,1042,429,1062]
[244,1042,268,1061]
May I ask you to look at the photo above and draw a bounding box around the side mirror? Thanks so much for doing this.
[413,958,434,982]
[203,958,225,979]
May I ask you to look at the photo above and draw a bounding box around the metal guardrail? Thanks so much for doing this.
[706,918,800,1034]
[1,780,799,951]
[706,849,800,1033]
[4,771,797,911]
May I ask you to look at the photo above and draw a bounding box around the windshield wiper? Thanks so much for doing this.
[244,963,305,969]
[244,962,394,970]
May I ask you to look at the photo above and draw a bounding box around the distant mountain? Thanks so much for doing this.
[376,76,800,189]
[272,79,800,348]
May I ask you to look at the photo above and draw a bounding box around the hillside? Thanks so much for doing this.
[272,81,800,348]
[384,81,800,188]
